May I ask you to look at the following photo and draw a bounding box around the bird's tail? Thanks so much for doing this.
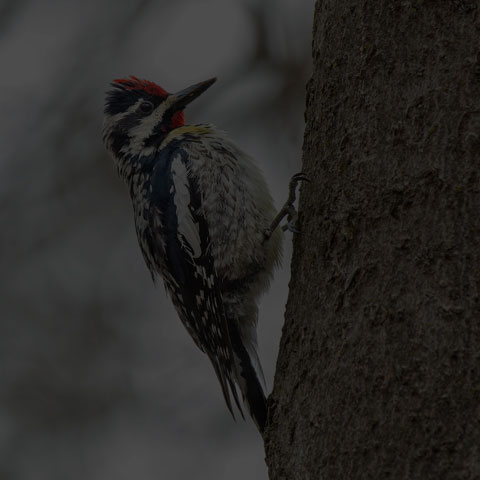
[228,321,267,433]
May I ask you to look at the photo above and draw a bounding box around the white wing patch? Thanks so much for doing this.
[171,154,202,259]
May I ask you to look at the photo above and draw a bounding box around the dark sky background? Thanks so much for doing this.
[0,0,313,478]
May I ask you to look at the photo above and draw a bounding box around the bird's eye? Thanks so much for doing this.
[139,101,154,114]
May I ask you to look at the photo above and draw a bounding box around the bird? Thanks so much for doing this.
[102,75,306,433]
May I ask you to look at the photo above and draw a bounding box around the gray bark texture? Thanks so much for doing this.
[264,1,480,479]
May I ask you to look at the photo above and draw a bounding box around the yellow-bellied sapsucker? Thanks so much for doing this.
[102,76,305,433]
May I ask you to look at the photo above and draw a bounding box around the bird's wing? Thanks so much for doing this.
[148,149,243,418]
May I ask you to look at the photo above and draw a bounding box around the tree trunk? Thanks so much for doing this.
[264,2,480,479]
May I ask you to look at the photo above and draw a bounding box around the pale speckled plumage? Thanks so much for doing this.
[143,125,282,365]
[169,126,283,282]
[164,127,283,367]
[103,80,282,431]
[173,125,282,402]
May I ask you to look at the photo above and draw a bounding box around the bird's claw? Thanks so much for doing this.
[282,223,301,234]
[291,172,310,184]
[264,172,309,241]
[281,205,300,233]
[287,173,310,205]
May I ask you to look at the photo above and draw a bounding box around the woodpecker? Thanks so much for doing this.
[102,76,306,433]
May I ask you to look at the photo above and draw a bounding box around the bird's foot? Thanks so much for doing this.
[263,172,310,242]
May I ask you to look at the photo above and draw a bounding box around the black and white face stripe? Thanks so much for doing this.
[103,91,182,156]
[143,107,180,148]
[124,96,177,153]
[104,83,165,116]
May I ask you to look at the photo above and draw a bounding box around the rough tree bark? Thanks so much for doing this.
[265,2,480,479]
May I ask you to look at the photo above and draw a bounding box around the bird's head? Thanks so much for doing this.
[103,76,216,157]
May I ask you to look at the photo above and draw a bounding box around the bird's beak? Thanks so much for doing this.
[171,77,217,110]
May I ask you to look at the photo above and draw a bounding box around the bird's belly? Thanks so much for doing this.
[206,205,271,282]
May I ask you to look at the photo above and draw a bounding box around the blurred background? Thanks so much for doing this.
[0,0,313,478]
